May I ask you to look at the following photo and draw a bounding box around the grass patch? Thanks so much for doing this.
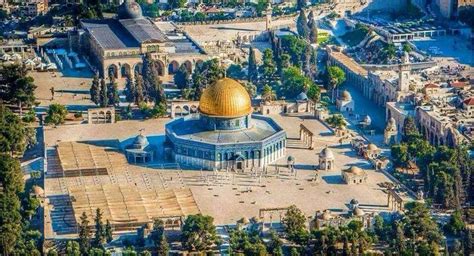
[340,24,369,47]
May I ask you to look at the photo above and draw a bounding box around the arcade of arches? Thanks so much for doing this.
[103,58,203,81]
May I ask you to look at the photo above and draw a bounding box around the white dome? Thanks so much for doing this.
[319,146,334,159]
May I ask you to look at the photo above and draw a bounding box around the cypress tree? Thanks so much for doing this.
[107,81,119,106]
[90,75,100,105]
[297,10,310,39]
[309,21,318,44]
[248,46,258,83]
[307,10,315,27]
[135,72,144,104]
[94,208,105,247]
[105,220,113,243]
[99,79,108,107]
[78,212,91,254]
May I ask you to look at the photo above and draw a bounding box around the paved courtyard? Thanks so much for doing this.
[43,113,408,237]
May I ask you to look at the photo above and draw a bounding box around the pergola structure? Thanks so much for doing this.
[69,184,200,231]
[48,142,128,178]
[299,124,315,150]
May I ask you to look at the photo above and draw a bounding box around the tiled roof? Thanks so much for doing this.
[463,98,474,105]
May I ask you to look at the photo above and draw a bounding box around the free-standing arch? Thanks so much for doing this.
[168,60,179,75]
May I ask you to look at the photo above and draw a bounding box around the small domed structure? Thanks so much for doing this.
[367,143,378,151]
[353,206,365,217]
[296,92,308,101]
[126,133,155,164]
[341,90,352,100]
[362,115,372,126]
[342,166,368,184]
[117,0,143,19]
[32,185,45,197]
[131,134,149,149]
[319,146,335,171]
[349,198,359,210]
[337,90,354,112]
[321,210,333,220]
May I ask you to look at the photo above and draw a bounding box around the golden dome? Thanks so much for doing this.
[199,78,252,117]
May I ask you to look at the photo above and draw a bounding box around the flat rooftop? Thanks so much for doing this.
[329,51,369,77]
[166,115,284,144]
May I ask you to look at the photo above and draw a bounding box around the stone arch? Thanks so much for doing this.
[121,63,131,78]
[168,60,179,75]
[190,105,198,113]
[182,105,190,115]
[175,106,183,116]
[134,62,143,75]
[108,64,118,79]
[106,111,112,122]
[155,60,165,76]
[183,60,193,73]
[195,59,204,68]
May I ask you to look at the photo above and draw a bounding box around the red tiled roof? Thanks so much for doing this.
[424,83,439,88]
[463,98,474,105]
[451,81,468,88]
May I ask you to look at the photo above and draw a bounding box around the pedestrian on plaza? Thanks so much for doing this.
[50,87,55,100]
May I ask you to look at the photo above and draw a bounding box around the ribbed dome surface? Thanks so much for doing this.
[199,78,252,117]
[118,0,143,19]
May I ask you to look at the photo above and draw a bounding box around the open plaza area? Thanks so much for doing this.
[43,111,408,238]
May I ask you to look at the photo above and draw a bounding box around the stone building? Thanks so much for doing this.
[318,146,335,171]
[384,117,398,145]
[165,78,287,171]
[342,166,368,184]
[336,90,354,112]
[75,0,205,79]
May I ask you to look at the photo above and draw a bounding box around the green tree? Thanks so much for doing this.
[307,83,320,102]
[282,205,307,244]
[326,114,346,129]
[168,0,186,8]
[181,214,218,252]
[309,21,318,44]
[226,64,245,80]
[327,66,346,102]
[79,212,91,254]
[94,208,105,247]
[297,10,309,39]
[90,75,100,105]
[0,182,22,254]
[260,48,276,80]
[463,229,473,256]
[296,0,306,10]
[261,84,276,102]
[0,65,36,115]
[402,116,419,141]
[243,82,257,98]
[150,219,169,256]
[402,42,412,53]
[383,43,396,62]
[0,106,32,156]
[267,231,283,256]
[65,241,81,256]
[174,64,190,89]
[107,81,119,106]
[444,211,465,235]
[391,144,409,167]
[105,220,113,243]
[99,79,108,107]
[45,103,68,126]
[135,72,145,104]
[248,46,258,83]
[281,66,313,99]
[191,59,224,100]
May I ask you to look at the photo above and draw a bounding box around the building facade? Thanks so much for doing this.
[76,0,206,79]
[165,78,287,171]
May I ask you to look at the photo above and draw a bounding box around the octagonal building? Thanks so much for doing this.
[165,78,287,171]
